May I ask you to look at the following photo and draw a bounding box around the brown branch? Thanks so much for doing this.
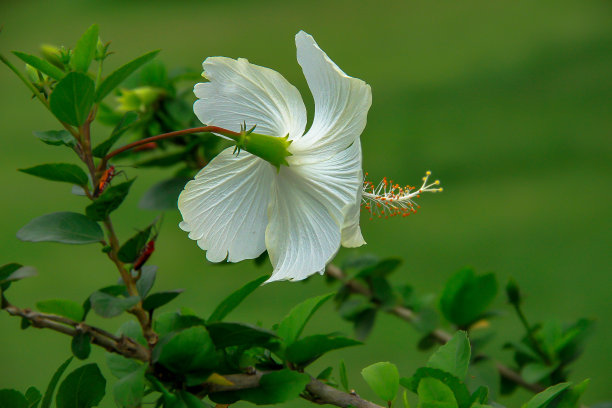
[324,264,545,394]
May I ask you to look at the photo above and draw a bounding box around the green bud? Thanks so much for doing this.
[40,44,64,69]
[240,131,292,170]
[102,245,112,254]
[24,64,40,83]
[116,86,165,112]
[506,277,521,305]
[95,39,110,61]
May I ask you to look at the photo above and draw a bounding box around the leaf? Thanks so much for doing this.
[0,263,37,284]
[0,390,28,408]
[36,299,84,321]
[417,377,458,408]
[136,265,157,298]
[555,379,589,408]
[85,179,134,221]
[277,293,333,346]
[154,311,205,337]
[522,382,572,408]
[142,290,183,311]
[71,332,92,360]
[466,360,500,402]
[95,50,160,101]
[317,367,333,380]
[427,331,471,380]
[206,322,277,349]
[209,369,310,405]
[339,360,349,391]
[439,268,498,326]
[356,258,402,279]
[113,365,145,408]
[401,368,471,408]
[41,357,72,408]
[139,177,190,210]
[19,163,89,186]
[208,275,267,323]
[71,24,99,72]
[56,364,106,408]
[33,130,76,147]
[118,226,152,263]
[49,72,95,126]
[90,292,140,318]
[361,362,400,402]
[17,212,104,244]
[153,326,217,375]
[354,307,377,341]
[92,111,139,158]
[521,363,558,384]
[24,387,42,408]
[106,354,142,379]
[12,51,64,80]
[286,334,361,367]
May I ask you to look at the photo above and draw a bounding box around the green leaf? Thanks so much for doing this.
[206,322,277,349]
[153,326,217,375]
[339,360,349,391]
[0,390,28,408]
[95,50,160,101]
[49,72,95,126]
[555,379,589,408]
[208,275,267,323]
[469,387,489,406]
[106,354,142,379]
[17,212,104,244]
[19,163,88,186]
[36,299,84,321]
[85,179,134,221]
[142,290,183,311]
[139,177,190,210]
[24,387,42,408]
[361,362,400,402]
[317,367,333,381]
[354,307,377,340]
[439,268,498,326]
[466,360,499,402]
[356,258,402,279]
[136,265,157,298]
[33,130,76,147]
[417,377,458,408]
[154,311,205,338]
[286,334,361,367]
[277,293,333,346]
[92,111,139,158]
[71,24,99,72]
[41,357,72,408]
[71,332,92,360]
[90,292,140,318]
[12,51,64,80]
[521,363,558,384]
[113,365,145,408]
[56,364,106,408]
[118,226,152,263]
[209,369,310,405]
[401,368,471,408]
[0,263,37,284]
[427,331,471,380]
[522,382,572,408]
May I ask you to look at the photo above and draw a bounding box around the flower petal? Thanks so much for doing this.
[341,143,366,247]
[194,57,307,140]
[178,148,275,263]
[290,31,372,163]
[265,141,362,282]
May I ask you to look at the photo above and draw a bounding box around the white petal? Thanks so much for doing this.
[265,142,362,282]
[178,148,275,263]
[194,57,307,140]
[341,143,366,247]
[290,31,372,163]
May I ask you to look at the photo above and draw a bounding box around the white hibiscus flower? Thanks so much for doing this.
[178,31,371,283]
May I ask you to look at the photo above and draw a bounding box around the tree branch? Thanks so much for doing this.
[324,264,545,394]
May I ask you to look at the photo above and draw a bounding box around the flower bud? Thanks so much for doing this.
[40,44,63,69]
[238,131,292,170]
[506,278,521,305]
[25,64,40,83]
[116,86,165,112]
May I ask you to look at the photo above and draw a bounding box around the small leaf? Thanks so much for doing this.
[0,263,37,284]
[401,368,471,408]
[136,265,157,298]
[317,367,333,380]
[277,293,333,346]
[286,334,361,367]
[17,212,104,244]
[118,226,152,263]
[49,72,95,126]
[153,326,217,375]
[521,363,558,384]
[19,163,88,186]
[208,275,267,323]
[154,311,205,338]
[24,387,42,408]
[427,331,471,380]
[90,292,139,318]
[56,364,106,408]
[0,389,28,408]
[92,111,139,158]
[36,299,84,321]
[417,377,458,408]
[71,332,92,360]
[354,307,377,340]
[13,51,64,80]
[142,290,183,311]
[113,365,145,408]
[41,357,73,408]
[139,177,190,210]
[356,258,402,279]
[339,360,349,391]
[71,24,99,72]
[207,322,277,349]
[95,50,160,101]
[361,361,400,402]
[106,354,142,379]
[33,130,76,147]
[86,179,134,221]
[439,268,498,326]
[522,382,572,408]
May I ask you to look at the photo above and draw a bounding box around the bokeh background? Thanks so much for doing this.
[1,0,611,406]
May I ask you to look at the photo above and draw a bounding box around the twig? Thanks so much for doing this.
[324,264,545,394]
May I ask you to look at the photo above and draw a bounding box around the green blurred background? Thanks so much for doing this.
[1,0,611,406]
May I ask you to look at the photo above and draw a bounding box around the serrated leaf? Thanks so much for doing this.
[522,382,571,408]
[277,293,333,346]
[17,212,104,244]
[41,357,72,408]
[56,364,106,408]
[24,387,41,408]
[362,362,400,402]
[71,24,99,72]
[153,326,217,375]
[208,275,267,323]
[0,263,37,284]
[13,51,64,80]
[71,332,92,360]
[19,163,88,186]
[0,389,28,408]
[49,72,95,126]
[36,299,84,321]
[113,365,145,408]
[439,268,498,326]
[427,331,471,380]
[142,290,183,311]
[95,50,160,101]
[33,130,76,147]
[417,377,458,408]
[139,177,190,210]
[207,322,277,349]
[86,179,134,221]
[118,226,152,263]
[136,265,157,298]
[90,292,139,318]
[286,334,361,367]
[92,111,139,158]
